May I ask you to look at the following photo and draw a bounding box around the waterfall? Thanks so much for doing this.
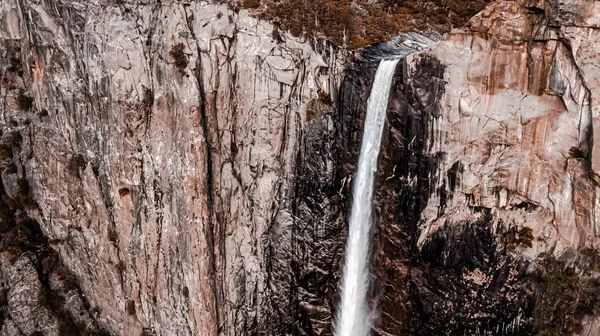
[335,59,400,336]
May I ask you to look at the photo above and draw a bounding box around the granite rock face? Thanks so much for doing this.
[0,1,349,335]
[367,0,600,334]
[417,0,600,258]
[2,0,600,335]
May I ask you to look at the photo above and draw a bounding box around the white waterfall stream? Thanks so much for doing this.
[335,59,400,336]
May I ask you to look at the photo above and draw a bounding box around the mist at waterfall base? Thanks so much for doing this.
[334,59,400,336]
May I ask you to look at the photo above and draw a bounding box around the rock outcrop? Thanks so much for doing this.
[418,0,600,257]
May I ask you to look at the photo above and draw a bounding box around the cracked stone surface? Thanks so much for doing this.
[366,0,600,334]
[3,0,600,335]
[0,1,347,335]
[416,0,600,260]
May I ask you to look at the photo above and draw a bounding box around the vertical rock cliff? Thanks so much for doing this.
[2,0,600,335]
[369,0,600,335]
[0,1,351,335]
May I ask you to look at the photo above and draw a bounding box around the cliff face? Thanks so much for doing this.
[369,0,600,334]
[0,1,350,335]
[418,0,600,257]
[3,0,600,335]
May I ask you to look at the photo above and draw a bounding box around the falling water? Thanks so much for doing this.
[335,59,400,336]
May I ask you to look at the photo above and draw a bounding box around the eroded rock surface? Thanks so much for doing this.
[0,1,349,335]
[368,0,600,334]
[3,0,600,335]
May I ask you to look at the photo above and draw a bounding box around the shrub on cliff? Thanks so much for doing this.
[531,258,600,335]
[505,226,534,251]
[242,0,261,8]
[16,90,33,111]
[126,300,136,315]
[169,43,189,75]
[580,248,600,273]
[569,147,585,159]
[67,154,86,178]
[247,0,493,49]
[0,143,12,161]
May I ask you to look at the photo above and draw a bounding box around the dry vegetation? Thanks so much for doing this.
[530,255,600,335]
[229,0,492,49]
[306,90,334,121]
[169,43,189,75]
[16,90,33,110]
[504,226,534,251]
[569,146,585,159]
[67,153,87,178]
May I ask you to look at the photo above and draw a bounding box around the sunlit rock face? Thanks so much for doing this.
[0,1,350,335]
[418,0,600,258]
[367,0,600,334]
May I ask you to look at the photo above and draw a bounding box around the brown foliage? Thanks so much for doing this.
[505,226,534,251]
[126,299,136,315]
[242,0,261,9]
[569,146,585,159]
[55,265,78,291]
[261,0,358,47]
[581,248,600,273]
[531,258,600,335]
[67,154,87,178]
[318,90,332,105]
[251,0,492,49]
[169,43,189,75]
[306,90,333,122]
[1,217,45,261]
[119,187,130,197]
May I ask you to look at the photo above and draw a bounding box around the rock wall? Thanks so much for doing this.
[0,1,350,335]
[3,0,600,335]
[418,0,600,257]
[367,0,600,334]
